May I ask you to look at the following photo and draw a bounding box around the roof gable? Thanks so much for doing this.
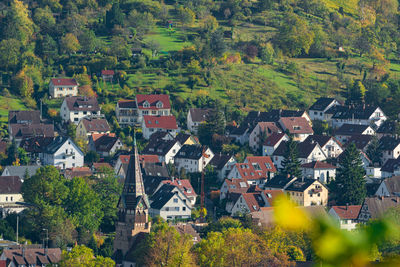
[136,94,171,109]
[143,115,178,129]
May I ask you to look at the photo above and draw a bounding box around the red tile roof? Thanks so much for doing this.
[101,70,114,75]
[332,205,361,220]
[162,179,197,197]
[51,78,77,86]
[263,189,284,206]
[301,161,337,169]
[81,118,110,133]
[92,162,113,170]
[143,115,178,129]
[246,156,277,173]
[242,192,266,212]
[118,155,130,164]
[0,176,22,194]
[224,179,249,194]
[279,117,313,134]
[140,155,159,164]
[136,94,171,110]
[264,132,287,146]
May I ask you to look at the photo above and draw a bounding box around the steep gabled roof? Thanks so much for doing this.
[93,134,121,152]
[20,137,54,153]
[8,110,40,124]
[335,124,372,136]
[143,175,169,196]
[285,178,324,192]
[379,136,400,151]
[331,205,361,220]
[64,96,100,112]
[142,139,179,156]
[346,134,373,150]
[377,120,397,134]
[51,78,77,86]
[223,178,249,194]
[45,136,73,154]
[331,106,382,120]
[2,248,61,266]
[136,94,171,109]
[162,179,197,198]
[189,108,210,122]
[263,132,287,146]
[241,192,266,212]
[150,184,180,210]
[309,97,338,111]
[264,175,291,189]
[0,176,22,194]
[273,141,321,159]
[210,154,234,170]
[3,166,40,179]
[382,176,400,195]
[362,197,400,219]
[143,115,178,129]
[142,162,169,177]
[279,117,313,134]
[175,145,208,160]
[10,124,54,139]
[301,161,337,169]
[81,118,110,133]
[381,158,400,173]
[303,135,337,148]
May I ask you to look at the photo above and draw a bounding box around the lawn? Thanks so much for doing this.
[0,96,27,124]
[324,0,359,15]
[143,27,193,53]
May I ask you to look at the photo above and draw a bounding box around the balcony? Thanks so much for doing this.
[312,188,323,194]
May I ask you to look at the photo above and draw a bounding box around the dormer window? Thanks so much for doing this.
[156,101,163,108]
[143,101,150,108]
[293,126,301,130]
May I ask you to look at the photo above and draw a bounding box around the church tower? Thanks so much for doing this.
[114,136,151,260]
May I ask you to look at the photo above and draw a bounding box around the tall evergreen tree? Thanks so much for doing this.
[366,136,383,166]
[280,136,302,178]
[333,143,366,205]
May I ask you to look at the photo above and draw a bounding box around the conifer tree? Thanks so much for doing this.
[333,143,366,205]
[366,136,383,166]
[280,136,302,178]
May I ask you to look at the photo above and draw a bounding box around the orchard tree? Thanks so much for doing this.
[60,245,114,267]
[60,33,81,54]
[332,143,366,205]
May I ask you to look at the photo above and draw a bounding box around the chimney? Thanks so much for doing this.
[22,242,27,258]
[346,203,349,210]
[287,174,291,179]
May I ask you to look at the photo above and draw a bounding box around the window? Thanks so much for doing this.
[173,198,178,203]
[5,197,8,201]
[175,207,180,211]
[183,207,186,211]
[10,197,13,201]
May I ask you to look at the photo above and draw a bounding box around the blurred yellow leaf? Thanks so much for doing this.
[274,195,311,231]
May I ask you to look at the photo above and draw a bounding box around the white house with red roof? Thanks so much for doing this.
[329,205,361,231]
[262,132,289,156]
[301,161,337,183]
[278,117,314,142]
[61,96,101,124]
[101,70,115,82]
[49,78,78,98]
[141,115,179,139]
[227,156,276,187]
[160,179,197,206]
[136,94,171,123]
[249,122,282,153]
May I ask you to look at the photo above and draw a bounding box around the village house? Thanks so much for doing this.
[227,156,276,187]
[328,205,361,231]
[308,97,342,121]
[358,196,400,222]
[380,158,400,178]
[89,133,124,157]
[331,105,387,129]
[262,132,289,156]
[42,136,84,169]
[61,96,101,124]
[272,140,327,169]
[209,153,237,182]
[76,117,110,142]
[174,145,214,173]
[303,135,343,158]
[375,176,400,197]
[278,117,314,142]
[220,178,249,200]
[2,165,40,181]
[379,136,400,164]
[175,132,199,146]
[187,108,210,134]
[101,70,115,82]
[376,120,397,138]
[346,135,373,153]
[49,78,78,98]
[301,161,337,183]
[149,184,192,220]
[0,176,26,217]
[64,167,93,179]
[158,179,197,206]
[230,190,283,215]
[0,247,62,266]
[136,94,171,123]
[334,124,375,144]
[116,99,138,127]
[19,137,54,164]
[284,178,329,206]
[249,122,281,152]
[141,162,169,178]
[141,115,179,139]
[141,138,181,164]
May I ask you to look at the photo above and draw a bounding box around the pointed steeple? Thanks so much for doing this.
[121,131,146,209]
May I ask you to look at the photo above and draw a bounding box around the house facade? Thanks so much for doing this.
[331,106,387,129]
[278,117,314,142]
[301,161,337,183]
[141,115,179,139]
[76,117,110,142]
[308,97,342,121]
[49,78,78,98]
[142,139,182,164]
[329,205,361,231]
[0,176,26,217]
[136,94,171,123]
[116,100,138,127]
[262,133,289,156]
[42,136,84,169]
[187,108,210,133]
[61,96,101,124]
[174,145,214,173]
[285,178,328,206]
[249,122,281,153]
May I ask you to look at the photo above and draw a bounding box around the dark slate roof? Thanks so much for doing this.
[210,154,233,170]
[142,139,179,156]
[346,135,373,150]
[335,124,371,135]
[81,118,110,132]
[264,175,291,189]
[381,158,400,173]
[45,136,70,154]
[273,141,319,158]
[94,134,120,152]
[244,110,306,124]
[117,100,137,109]
[142,162,169,177]
[3,166,40,179]
[65,96,100,112]
[325,105,348,115]
[175,132,192,144]
[150,184,177,209]
[0,176,22,194]
[331,106,380,120]
[363,197,400,219]
[143,175,169,196]
[377,120,397,134]
[175,145,207,160]
[264,132,286,146]
[285,178,321,192]
[303,135,335,148]
[10,124,54,139]
[382,176,400,195]
[8,110,40,124]
[20,137,54,153]
[309,97,337,111]
[379,136,400,151]
[189,108,210,122]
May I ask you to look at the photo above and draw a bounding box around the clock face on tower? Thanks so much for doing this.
[128,185,135,193]
[138,202,143,209]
